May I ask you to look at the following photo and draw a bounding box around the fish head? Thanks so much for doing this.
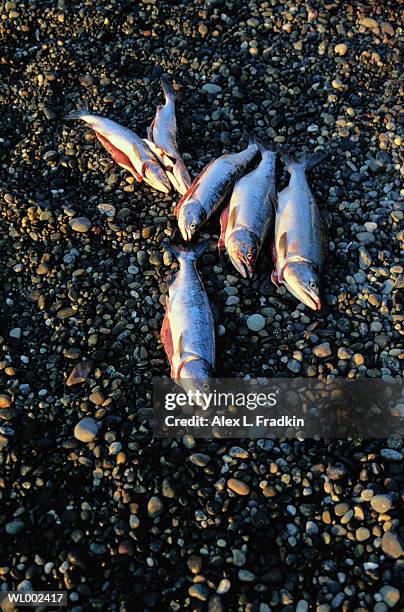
[177,200,206,241]
[142,160,171,194]
[283,261,322,310]
[180,359,212,408]
[226,229,258,279]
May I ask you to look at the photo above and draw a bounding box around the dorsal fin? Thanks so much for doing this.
[218,204,230,252]
[227,205,237,232]
[278,231,288,260]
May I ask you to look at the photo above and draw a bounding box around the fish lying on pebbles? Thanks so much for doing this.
[219,146,276,278]
[144,76,191,195]
[161,242,215,403]
[64,111,171,193]
[272,151,327,310]
[175,141,259,240]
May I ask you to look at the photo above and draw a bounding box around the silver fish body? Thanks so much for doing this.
[161,242,215,401]
[175,142,259,241]
[64,111,171,193]
[272,152,327,310]
[220,148,276,278]
[145,76,191,195]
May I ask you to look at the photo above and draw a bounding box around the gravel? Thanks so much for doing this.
[0,0,403,610]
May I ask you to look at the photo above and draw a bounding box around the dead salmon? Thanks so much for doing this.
[272,150,328,310]
[219,146,276,278]
[175,141,259,241]
[143,76,191,195]
[64,111,171,193]
[161,241,215,400]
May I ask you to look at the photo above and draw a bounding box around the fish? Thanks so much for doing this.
[219,146,276,278]
[272,150,328,310]
[174,141,259,241]
[64,111,171,193]
[161,241,215,403]
[143,76,191,195]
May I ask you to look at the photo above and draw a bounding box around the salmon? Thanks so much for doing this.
[161,241,215,401]
[219,146,276,278]
[175,141,259,240]
[64,111,171,193]
[143,76,191,195]
[272,150,328,310]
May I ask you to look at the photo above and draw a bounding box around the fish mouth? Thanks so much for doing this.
[229,255,254,279]
[182,224,196,241]
[287,283,322,311]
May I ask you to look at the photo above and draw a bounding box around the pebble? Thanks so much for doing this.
[247,314,265,331]
[147,496,164,518]
[313,342,332,358]
[381,532,404,559]
[189,453,210,467]
[334,43,348,56]
[69,217,92,233]
[5,520,25,535]
[202,83,222,95]
[74,417,101,443]
[227,478,250,496]
[379,586,400,608]
[189,584,209,601]
[370,494,392,514]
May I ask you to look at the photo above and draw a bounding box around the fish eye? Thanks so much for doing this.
[247,253,253,261]
[309,281,317,289]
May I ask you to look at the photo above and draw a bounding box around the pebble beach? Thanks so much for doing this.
[0,1,403,610]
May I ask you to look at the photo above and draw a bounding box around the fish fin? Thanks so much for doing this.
[282,149,328,172]
[147,117,155,141]
[174,332,183,360]
[172,160,192,194]
[218,205,230,252]
[95,132,142,181]
[271,268,280,287]
[161,310,174,371]
[163,240,209,262]
[227,205,237,232]
[63,107,91,121]
[277,231,288,260]
[160,75,175,102]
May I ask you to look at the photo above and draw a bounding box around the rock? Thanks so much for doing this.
[370,494,392,513]
[129,515,140,529]
[189,584,209,601]
[69,217,92,233]
[66,361,92,386]
[189,453,210,467]
[202,83,222,95]
[334,43,348,56]
[147,496,164,518]
[217,579,231,595]
[238,569,255,582]
[89,390,104,405]
[74,417,101,442]
[9,327,22,340]
[313,342,332,358]
[6,519,25,535]
[381,532,404,559]
[227,478,250,495]
[97,203,115,217]
[247,314,265,331]
[380,449,402,462]
[287,358,301,374]
[326,463,347,480]
[355,527,370,541]
[379,586,400,608]
[0,395,11,408]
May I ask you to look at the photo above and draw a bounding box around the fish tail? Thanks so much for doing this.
[304,149,329,171]
[283,148,328,172]
[63,107,90,121]
[160,75,175,101]
[163,240,209,263]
